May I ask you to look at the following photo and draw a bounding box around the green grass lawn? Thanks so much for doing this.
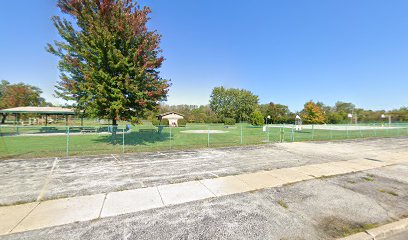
[1,123,407,159]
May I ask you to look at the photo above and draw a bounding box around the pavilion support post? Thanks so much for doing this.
[65,115,68,126]
[45,115,48,126]
[1,113,7,124]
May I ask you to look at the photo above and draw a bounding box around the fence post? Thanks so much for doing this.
[122,127,125,154]
[207,125,210,147]
[291,125,294,142]
[359,125,363,138]
[267,125,270,142]
[311,125,314,140]
[280,126,284,143]
[66,126,70,157]
[240,125,243,144]
[329,126,332,140]
[374,123,377,137]
[346,125,349,139]
[169,126,172,150]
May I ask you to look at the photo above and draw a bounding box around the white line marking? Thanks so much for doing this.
[36,158,58,202]
[209,172,219,178]
[111,154,120,162]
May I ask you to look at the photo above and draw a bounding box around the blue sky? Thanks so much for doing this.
[0,1,407,111]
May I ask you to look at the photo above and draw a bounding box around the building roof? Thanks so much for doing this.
[157,112,184,117]
[0,106,76,115]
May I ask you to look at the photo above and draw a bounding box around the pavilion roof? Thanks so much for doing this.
[0,106,76,115]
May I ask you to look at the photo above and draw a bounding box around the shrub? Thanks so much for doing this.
[250,110,264,126]
[224,118,236,125]
[204,116,220,124]
[151,119,160,126]
[178,119,187,127]
[152,118,169,126]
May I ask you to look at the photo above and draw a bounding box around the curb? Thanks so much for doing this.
[338,218,408,240]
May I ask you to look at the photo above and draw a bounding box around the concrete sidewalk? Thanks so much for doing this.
[1,153,405,236]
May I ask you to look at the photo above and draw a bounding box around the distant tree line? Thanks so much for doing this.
[307,101,408,124]
[2,82,407,126]
[149,87,408,125]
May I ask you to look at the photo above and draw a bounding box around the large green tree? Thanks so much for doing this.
[209,86,259,122]
[48,0,170,125]
[334,101,355,121]
[0,81,47,123]
[259,102,292,124]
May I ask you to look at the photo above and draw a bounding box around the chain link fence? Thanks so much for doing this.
[1,123,408,159]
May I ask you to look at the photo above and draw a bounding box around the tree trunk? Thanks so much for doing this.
[111,118,118,145]
[1,113,7,124]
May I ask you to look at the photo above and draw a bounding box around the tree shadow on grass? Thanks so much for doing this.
[92,130,171,146]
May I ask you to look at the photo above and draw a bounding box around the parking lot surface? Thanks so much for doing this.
[1,137,406,206]
[0,137,407,239]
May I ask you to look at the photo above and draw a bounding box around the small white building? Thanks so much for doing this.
[157,112,184,127]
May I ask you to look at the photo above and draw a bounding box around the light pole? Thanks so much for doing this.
[381,114,391,126]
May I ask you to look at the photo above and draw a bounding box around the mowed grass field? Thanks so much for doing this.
[1,123,407,159]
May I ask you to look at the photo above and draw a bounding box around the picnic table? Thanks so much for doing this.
[68,126,98,133]
[39,127,59,133]
[80,127,97,133]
